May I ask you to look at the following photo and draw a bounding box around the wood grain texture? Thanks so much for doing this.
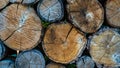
[0,59,15,68]
[67,0,104,33]
[37,0,64,22]
[76,56,95,68]
[9,0,39,4]
[0,41,5,60]
[89,29,120,66]
[43,22,87,64]
[46,62,66,68]
[106,0,120,27]
[0,4,42,51]
[15,50,45,68]
[0,0,9,10]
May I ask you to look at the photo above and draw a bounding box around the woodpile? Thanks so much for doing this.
[0,0,120,68]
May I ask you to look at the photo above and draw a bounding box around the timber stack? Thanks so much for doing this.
[0,0,120,68]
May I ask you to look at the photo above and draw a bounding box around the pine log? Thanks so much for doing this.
[43,22,87,64]
[0,59,15,68]
[37,0,64,22]
[0,41,6,60]
[0,0,9,10]
[9,0,39,5]
[89,29,120,66]
[67,0,104,33]
[76,56,95,68]
[15,49,45,68]
[0,4,42,51]
[46,62,66,68]
[106,0,120,27]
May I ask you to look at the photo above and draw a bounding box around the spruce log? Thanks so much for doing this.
[37,0,64,22]
[76,56,95,68]
[15,49,45,68]
[0,41,5,60]
[43,22,87,64]
[0,0,9,10]
[106,0,120,27]
[0,4,42,51]
[46,62,66,68]
[89,29,120,66]
[67,0,104,33]
[9,0,39,5]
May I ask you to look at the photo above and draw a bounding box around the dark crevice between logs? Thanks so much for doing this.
[0,2,12,12]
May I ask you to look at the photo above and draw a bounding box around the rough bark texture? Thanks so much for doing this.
[43,22,87,64]
[0,41,5,60]
[106,0,120,27]
[37,0,64,22]
[0,59,15,68]
[76,56,95,68]
[15,50,45,68]
[89,29,120,66]
[0,4,42,51]
[46,62,66,68]
[9,0,39,5]
[0,0,9,10]
[67,0,104,33]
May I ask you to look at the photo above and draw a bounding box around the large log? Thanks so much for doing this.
[0,0,9,10]
[76,56,95,68]
[0,4,42,51]
[43,22,87,64]
[89,28,120,66]
[15,49,45,68]
[0,41,6,60]
[46,62,66,68]
[106,0,120,27]
[37,0,64,22]
[9,0,39,5]
[67,0,104,33]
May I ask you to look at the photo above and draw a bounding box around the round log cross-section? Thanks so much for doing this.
[37,0,64,22]
[0,4,42,51]
[0,0,9,10]
[67,0,104,33]
[90,29,120,66]
[106,0,120,27]
[46,62,66,68]
[15,50,45,68]
[9,0,39,5]
[43,22,87,64]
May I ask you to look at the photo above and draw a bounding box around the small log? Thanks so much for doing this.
[46,62,66,68]
[0,0,9,10]
[9,0,39,5]
[0,4,42,51]
[0,59,14,68]
[43,22,87,64]
[89,29,120,66]
[76,56,95,68]
[106,0,120,27]
[67,0,104,33]
[15,49,45,68]
[0,41,6,60]
[37,0,64,22]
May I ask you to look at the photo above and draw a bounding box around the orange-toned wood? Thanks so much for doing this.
[67,0,104,33]
[46,62,65,68]
[43,22,87,64]
[0,4,42,51]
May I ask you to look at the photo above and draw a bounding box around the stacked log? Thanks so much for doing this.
[0,0,9,10]
[46,62,66,68]
[0,41,6,60]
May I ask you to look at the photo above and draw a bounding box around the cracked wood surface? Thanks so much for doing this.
[37,0,64,22]
[106,0,120,27]
[67,0,104,33]
[90,29,120,66]
[76,56,95,68]
[9,0,39,5]
[0,0,9,10]
[43,22,87,64]
[0,4,42,51]
[15,50,45,68]
[46,62,66,68]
